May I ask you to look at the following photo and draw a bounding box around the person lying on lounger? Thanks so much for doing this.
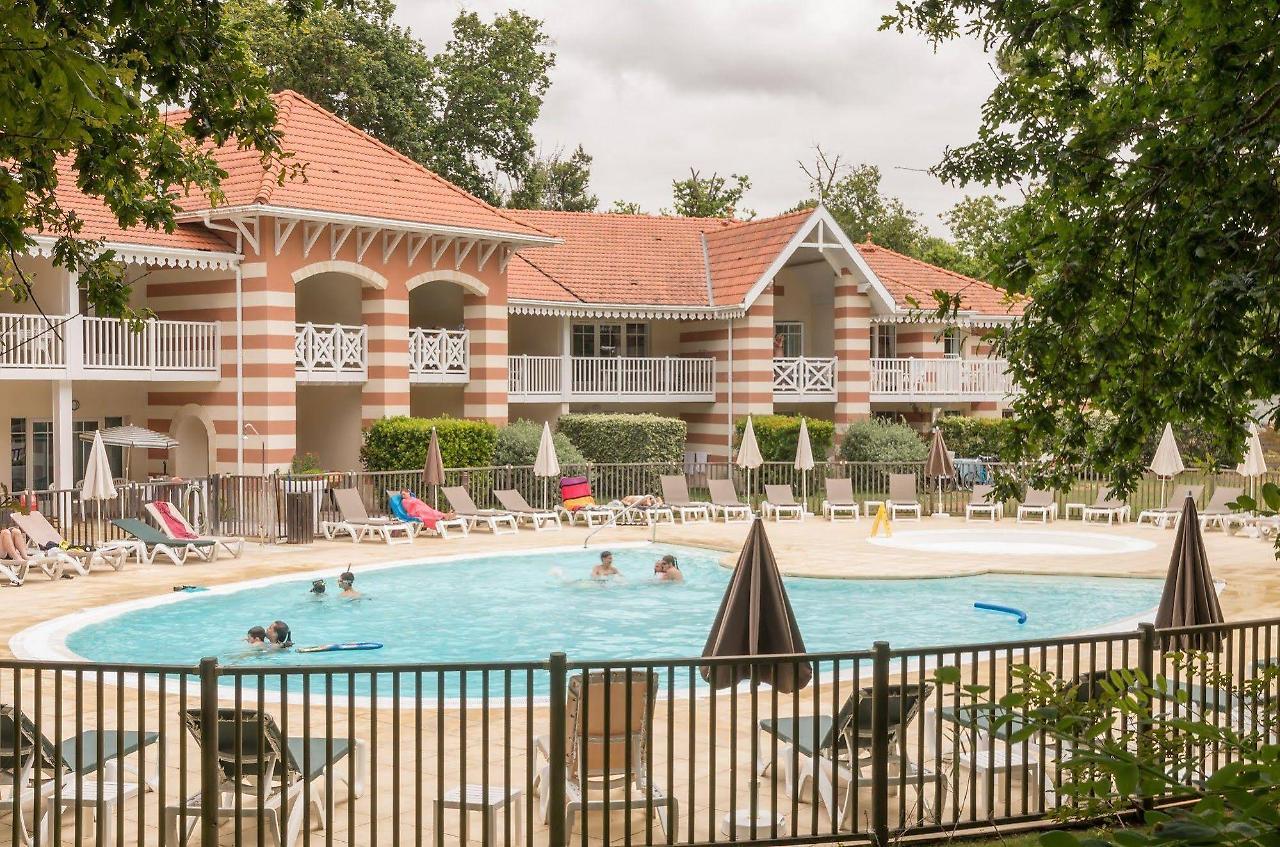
[654,554,684,583]
[398,490,460,530]
[0,526,27,563]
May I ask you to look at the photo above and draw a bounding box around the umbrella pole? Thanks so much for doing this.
[543,477,549,511]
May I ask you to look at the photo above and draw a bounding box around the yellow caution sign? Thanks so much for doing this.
[870,503,892,537]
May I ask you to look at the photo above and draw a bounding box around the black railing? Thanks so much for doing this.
[2,616,1277,846]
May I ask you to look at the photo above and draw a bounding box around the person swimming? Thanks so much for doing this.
[309,579,326,595]
[654,554,684,583]
[245,625,269,646]
[267,620,293,648]
[338,570,361,598]
[591,550,622,580]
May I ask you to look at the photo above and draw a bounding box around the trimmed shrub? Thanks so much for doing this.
[360,416,498,471]
[935,416,1012,459]
[493,419,586,467]
[734,416,836,462]
[290,452,324,474]
[557,413,686,464]
[839,418,927,463]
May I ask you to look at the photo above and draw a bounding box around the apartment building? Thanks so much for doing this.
[1,92,1021,491]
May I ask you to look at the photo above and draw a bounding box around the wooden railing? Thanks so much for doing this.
[870,357,1014,399]
[507,354,562,398]
[294,321,368,381]
[507,355,717,401]
[772,356,837,399]
[0,313,65,369]
[81,316,220,373]
[409,327,469,382]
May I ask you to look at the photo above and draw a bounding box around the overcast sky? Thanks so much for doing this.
[394,1,999,236]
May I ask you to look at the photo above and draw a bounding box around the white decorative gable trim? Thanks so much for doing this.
[870,312,1018,329]
[509,300,743,320]
[27,236,240,271]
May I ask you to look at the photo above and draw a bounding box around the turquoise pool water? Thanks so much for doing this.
[61,545,1162,696]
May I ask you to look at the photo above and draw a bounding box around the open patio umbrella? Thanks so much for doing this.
[793,417,814,512]
[533,422,561,509]
[423,427,445,509]
[80,424,179,481]
[1154,495,1223,650]
[701,518,812,692]
[1235,423,1267,504]
[80,430,118,545]
[1150,423,1185,505]
[736,416,763,505]
[925,427,956,518]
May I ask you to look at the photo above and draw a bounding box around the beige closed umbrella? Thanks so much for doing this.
[81,430,118,545]
[1150,423,1185,505]
[794,417,814,512]
[423,427,445,509]
[1235,423,1267,504]
[533,422,561,508]
[925,427,956,517]
[737,416,763,505]
[1154,496,1223,650]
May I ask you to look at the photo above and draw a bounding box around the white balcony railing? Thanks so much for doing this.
[870,357,1014,400]
[508,355,717,402]
[0,313,65,369]
[772,357,837,400]
[409,328,469,383]
[81,316,220,373]
[295,322,368,382]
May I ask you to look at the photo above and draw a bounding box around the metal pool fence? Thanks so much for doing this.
[2,616,1276,847]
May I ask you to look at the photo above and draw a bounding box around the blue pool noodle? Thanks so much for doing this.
[974,602,1028,625]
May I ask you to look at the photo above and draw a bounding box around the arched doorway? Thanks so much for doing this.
[169,405,215,478]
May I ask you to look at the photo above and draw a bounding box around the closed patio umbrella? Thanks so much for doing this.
[423,427,445,509]
[1235,423,1267,503]
[701,518,811,692]
[1154,496,1223,650]
[80,430,118,545]
[1150,423,1185,505]
[794,417,814,512]
[736,416,763,504]
[533,422,561,509]
[925,427,956,517]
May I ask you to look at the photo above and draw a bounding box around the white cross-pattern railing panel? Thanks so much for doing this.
[0,313,66,368]
[870,357,1014,398]
[409,328,469,379]
[772,357,837,398]
[507,355,562,396]
[295,322,368,378]
[81,317,220,372]
[571,356,716,397]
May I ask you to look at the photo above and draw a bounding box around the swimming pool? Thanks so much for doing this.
[868,529,1156,557]
[37,544,1162,697]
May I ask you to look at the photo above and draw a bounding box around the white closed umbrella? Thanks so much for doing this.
[794,417,814,513]
[533,421,561,508]
[80,430,118,545]
[1236,422,1267,503]
[1150,423,1186,504]
[737,416,764,506]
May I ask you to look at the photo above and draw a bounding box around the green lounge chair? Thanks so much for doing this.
[110,518,217,566]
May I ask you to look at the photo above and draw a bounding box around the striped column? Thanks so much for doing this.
[834,268,871,428]
[361,285,410,425]
[679,321,730,461]
[463,295,508,424]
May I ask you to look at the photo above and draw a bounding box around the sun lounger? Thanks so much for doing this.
[1136,484,1203,528]
[820,477,860,521]
[166,708,366,847]
[1197,486,1245,530]
[319,488,416,544]
[658,475,712,523]
[110,518,217,565]
[386,491,468,539]
[706,478,752,522]
[885,473,922,521]
[533,671,676,839]
[441,486,519,535]
[1016,488,1058,523]
[761,484,805,521]
[10,511,125,574]
[494,489,563,531]
[145,499,245,558]
[964,484,1001,522]
[556,476,623,527]
[1078,486,1131,524]
[0,558,27,586]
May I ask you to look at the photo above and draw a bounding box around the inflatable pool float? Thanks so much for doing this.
[296,642,384,654]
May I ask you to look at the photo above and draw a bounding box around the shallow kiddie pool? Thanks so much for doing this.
[28,544,1163,697]
[867,529,1156,557]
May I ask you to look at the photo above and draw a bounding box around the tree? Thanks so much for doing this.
[232,0,555,204]
[608,200,645,215]
[505,145,598,212]
[794,148,927,255]
[939,194,1014,281]
[882,2,1280,501]
[667,169,753,219]
[0,0,292,319]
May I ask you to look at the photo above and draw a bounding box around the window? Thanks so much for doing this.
[871,325,897,358]
[73,420,98,484]
[598,324,622,357]
[105,416,124,478]
[572,323,649,357]
[625,323,648,357]
[571,324,595,357]
[31,421,52,492]
[10,418,25,491]
[943,328,963,358]
[774,322,803,358]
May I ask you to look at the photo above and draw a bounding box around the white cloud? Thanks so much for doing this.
[394,0,999,235]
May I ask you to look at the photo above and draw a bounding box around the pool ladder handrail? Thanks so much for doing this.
[583,501,659,547]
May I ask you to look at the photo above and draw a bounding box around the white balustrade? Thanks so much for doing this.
[507,355,562,397]
[81,316,220,372]
[295,322,368,380]
[507,355,716,401]
[0,313,66,369]
[772,357,837,399]
[409,328,469,382]
[870,357,1014,399]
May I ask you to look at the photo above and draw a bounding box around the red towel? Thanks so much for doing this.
[153,501,198,540]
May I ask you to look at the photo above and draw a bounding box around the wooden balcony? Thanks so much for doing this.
[508,355,716,403]
[294,322,368,384]
[772,357,837,402]
[409,328,469,384]
[870,357,1014,402]
[0,313,220,381]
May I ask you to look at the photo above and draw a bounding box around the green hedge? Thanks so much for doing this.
[557,413,686,464]
[360,416,498,471]
[935,416,1011,459]
[493,419,586,466]
[735,415,835,462]
[839,418,927,463]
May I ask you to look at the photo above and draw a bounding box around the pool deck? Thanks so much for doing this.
[4,515,1279,656]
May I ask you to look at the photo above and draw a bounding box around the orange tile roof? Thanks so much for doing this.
[176,91,549,239]
[855,242,1024,315]
[704,209,813,306]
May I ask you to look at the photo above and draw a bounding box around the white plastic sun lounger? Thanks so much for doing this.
[706,478,752,522]
[0,559,29,586]
[1197,486,1245,531]
[146,500,245,558]
[1016,488,1058,523]
[494,489,563,531]
[1076,487,1130,524]
[964,485,1001,522]
[820,478,860,521]
[1136,485,1203,528]
[320,488,417,544]
[658,475,712,524]
[10,511,122,574]
[886,474,922,521]
[761,484,805,521]
[441,486,519,535]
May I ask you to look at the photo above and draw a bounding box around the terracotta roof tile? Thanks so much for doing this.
[704,208,814,306]
[855,242,1025,316]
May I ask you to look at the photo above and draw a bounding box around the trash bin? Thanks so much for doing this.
[284,492,314,544]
